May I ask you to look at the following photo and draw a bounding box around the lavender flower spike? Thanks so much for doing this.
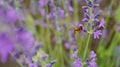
[82,0,105,39]
[73,58,83,67]
[72,50,78,58]
[86,50,98,67]
[89,51,96,59]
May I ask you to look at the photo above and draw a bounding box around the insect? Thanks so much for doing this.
[74,26,83,34]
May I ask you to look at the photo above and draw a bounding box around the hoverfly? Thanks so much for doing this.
[74,25,83,35]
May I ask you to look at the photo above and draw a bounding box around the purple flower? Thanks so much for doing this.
[0,33,15,63]
[73,58,82,67]
[5,4,20,23]
[14,41,42,67]
[68,5,74,12]
[72,44,77,49]
[59,9,65,17]
[64,42,70,49]
[86,51,97,67]
[39,0,47,6]
[0,9,5,18]
[82,0,104,39]
[117,26,120,32]
[25,57,38,67]
[87,61,97,67]
[43,22,47,28]
[41,52,49,60]
[0,3,19,23]
[99,18,105,28]
[15,27,35,56]
[84,0,98,7]
[15,27,35,48]
[6,9,19,23]
[40,9,46,16]
[82,18,89,22]
[72,50,78,58]
[48,12,54,19]
[93,30,102,39]
[46,60,56,67]
[89,51,96,59]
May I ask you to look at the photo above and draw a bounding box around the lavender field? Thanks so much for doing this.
[0,0,120,67]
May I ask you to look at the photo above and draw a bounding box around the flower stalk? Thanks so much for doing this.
[83,5,93,62]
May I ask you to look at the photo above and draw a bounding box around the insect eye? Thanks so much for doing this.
[79,26,83,30]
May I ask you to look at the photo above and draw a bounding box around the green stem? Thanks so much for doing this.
[73,0,79,21]
[83,33,91,61]
[83,6,93,61]
[60,44,64,67]
[90,8,93,31]
[46,4,52,56]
